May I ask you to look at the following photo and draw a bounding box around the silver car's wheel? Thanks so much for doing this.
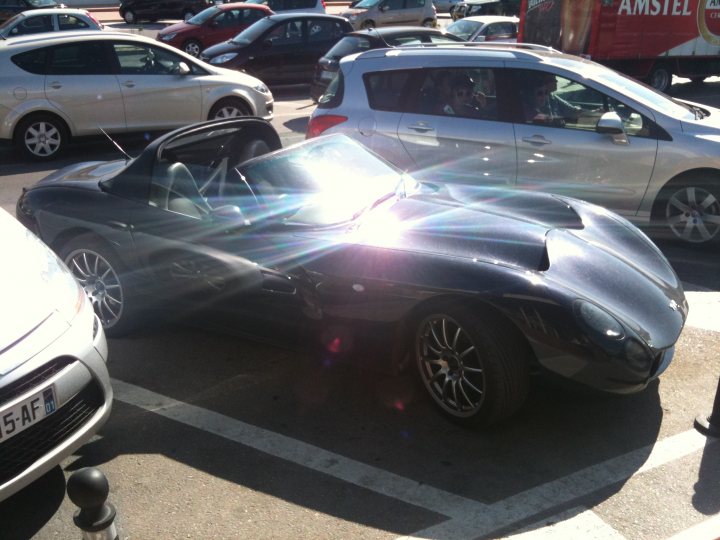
[415,305,530,426]
[123,10,135,24]
[60,236,138,336]
[209,98,251,119]
[16,114,67,161]
[662,182,720,244]
[183,39,202,57]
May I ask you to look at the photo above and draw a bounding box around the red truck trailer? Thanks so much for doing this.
[517,0,720,92]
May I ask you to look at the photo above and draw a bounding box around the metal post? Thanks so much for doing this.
[66,467,119,540]
[695,376,720,437]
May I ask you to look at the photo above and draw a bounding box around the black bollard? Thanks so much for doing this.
[694,375,720,437]
[66,467,119,540]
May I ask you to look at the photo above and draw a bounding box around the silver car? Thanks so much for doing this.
[0,8,103,39]
[307,43,720,245]
[0,31,274,160]
[0,208,112,502]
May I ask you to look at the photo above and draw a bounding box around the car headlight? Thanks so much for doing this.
[574,300,624,340]
[160,33,177,41]
[209,52,238,64]
[253,83,270,94]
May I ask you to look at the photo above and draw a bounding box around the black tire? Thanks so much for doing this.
[182,38,202,57]
[653,176,720,245]
[238,139,271,163]
[15,113,68,161]
[59,235,140,337]
[209,97,252,119]
[361,20,375,29]
[421,18,435,27]
[123,9,135,24]
[414,302,531,427]
[646,63,672,93]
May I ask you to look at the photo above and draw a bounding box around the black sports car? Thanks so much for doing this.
[16,118,688,426]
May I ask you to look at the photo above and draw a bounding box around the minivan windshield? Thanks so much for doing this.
[353,0,380,8]
[232,16,275,44]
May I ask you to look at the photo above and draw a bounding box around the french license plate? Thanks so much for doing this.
[320,70,334,80]
[0,386,57,442]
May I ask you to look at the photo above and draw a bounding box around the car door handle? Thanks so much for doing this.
[49,81,62,89]
[121,81,136,88]
[107,220,131,231]
[522,135,551,145]
[407,123,435,133]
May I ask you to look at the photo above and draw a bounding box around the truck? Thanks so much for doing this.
[517,0,720,92]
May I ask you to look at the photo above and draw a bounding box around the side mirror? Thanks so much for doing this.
[596,111,629,145]
[176,61,191,75]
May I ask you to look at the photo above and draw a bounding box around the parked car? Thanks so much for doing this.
[307,43,720,246]
[0,31,273,160]
[310,26,463,101]
[15,118,687,426]
[0,8,102,39]
[156,2,273,57]
[445,15,517,42]
[119,0,215,24]
[0,0,62,25]
[244,0,326,13]
[339,0,436,30]
[200,13,352,85]
[0,207,112,502]
[432,0,460,13]
[450,0,518,21]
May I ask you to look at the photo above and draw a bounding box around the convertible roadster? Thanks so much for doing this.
[16,119,688,426]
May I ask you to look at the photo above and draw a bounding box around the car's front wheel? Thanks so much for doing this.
[60,236,139,336]
[123,9,136,24]
[209,98,252,119]
[655,176,720,245]
[182,38,202,57]
[414,303,531,427]
[15,114,68,161]
[421,18,435,27]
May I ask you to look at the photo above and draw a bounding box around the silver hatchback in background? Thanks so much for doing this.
[0,208,112,502]
[307,43,720,246]
[0,31,274,161]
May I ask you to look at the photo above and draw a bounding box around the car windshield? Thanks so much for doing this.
[325,35,373,59]
[232,16,275,44]
[446,19,481,40]
[353,0,380,8]
[554,58,695,120]
[187,6,220,25]
[237,136,418,226]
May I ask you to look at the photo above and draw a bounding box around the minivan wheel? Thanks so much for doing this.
[655,178,720,245]
[15,114,68,161]
[209,98,251,119]
[123,9,135,24]
[183,39,202,56]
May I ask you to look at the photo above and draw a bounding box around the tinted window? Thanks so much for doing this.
[308,19,345,43]
[363,69,415,112]
[58,14,91,30]
[11,46,48,74]
[265,19,303,45]
[47,42,110,74]
[11,14,52,34]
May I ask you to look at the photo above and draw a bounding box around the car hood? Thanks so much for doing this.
[157,21,193,37]
[678,101,720,134]
[203,40,244,57]
[34,159,129,189]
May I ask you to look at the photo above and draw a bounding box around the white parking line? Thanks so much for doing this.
[497,508,627,539]
[111,379,718,539]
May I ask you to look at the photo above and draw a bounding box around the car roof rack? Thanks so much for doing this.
[402,42,559,53]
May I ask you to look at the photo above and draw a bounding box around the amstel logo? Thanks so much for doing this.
[699,0,720,45]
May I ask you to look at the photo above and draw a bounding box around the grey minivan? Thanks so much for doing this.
[340,0,436,30]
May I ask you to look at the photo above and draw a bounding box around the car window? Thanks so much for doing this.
[446,19,480,39]
[58,14,91,30]
[384,0,404,10]
[266,19,303,45]
[363,69,416,112]
[11,46,48,74]
[308,19,345,43]
[47,41,111,74]
[515,69,650,137]
[428,34,462,43]
[214,9,240,28]
[415,67,498,119]
[241,7,265,24]
[113,42,193,75]
[11,14,52,35]
[325,35,371,58]
[408,0,425,6]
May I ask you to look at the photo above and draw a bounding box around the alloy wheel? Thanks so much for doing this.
[23,121,61,158]
[665,185,720,243]
[65,249,124,329]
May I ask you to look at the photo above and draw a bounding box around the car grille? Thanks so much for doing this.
[0,357,75,405]
[0,381,104,487]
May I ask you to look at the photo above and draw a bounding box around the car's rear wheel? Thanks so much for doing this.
[60,236,138,336]
[182,38,202,57]
[414,303,531,427]
[654,176,720,245]
[209,98,252,119]
[123,10,135,24]
[421,18,435,27]
[361,20,375,29]
[15,113,68,161]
